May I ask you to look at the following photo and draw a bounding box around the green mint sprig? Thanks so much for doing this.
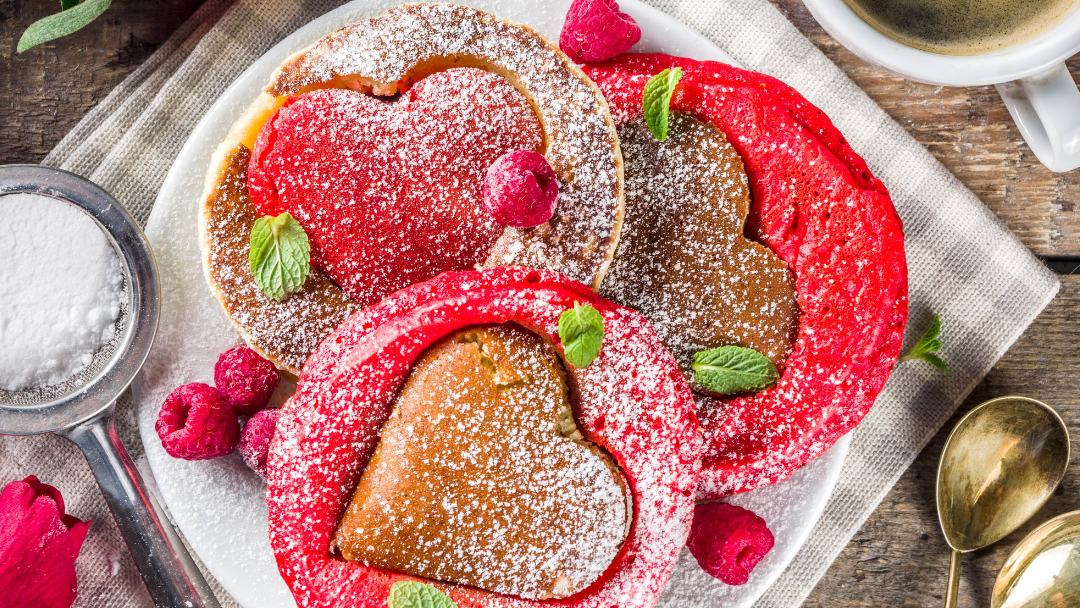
[387,581,458,608]
[558,302,604,369]
[692,345,779,395]
[898,314,947,375]
[18,0,113,53]
[249,212,310,301]
[642,67,683,141]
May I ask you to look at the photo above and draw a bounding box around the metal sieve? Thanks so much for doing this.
[0,165,220,608]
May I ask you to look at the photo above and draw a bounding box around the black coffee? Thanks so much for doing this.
[842,0,1079,55]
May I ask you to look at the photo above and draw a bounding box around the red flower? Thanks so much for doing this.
[0,476,89,608]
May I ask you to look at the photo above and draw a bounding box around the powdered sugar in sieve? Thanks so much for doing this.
[0,192,130,405]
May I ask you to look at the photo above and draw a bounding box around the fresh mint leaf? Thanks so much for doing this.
[692,346,779,395]
[899,314,947,375]
[642,67,683,141]
[249,212,310,301]
[558,302,604,369]
[387,581,457,608]
[916,352,947,374]
[18,0,112,53]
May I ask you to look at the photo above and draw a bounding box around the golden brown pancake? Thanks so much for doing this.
[332,325,630,600]
[600,113,798,387]
[199,3,625,377]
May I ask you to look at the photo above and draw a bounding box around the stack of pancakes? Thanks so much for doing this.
[196,3,906,606]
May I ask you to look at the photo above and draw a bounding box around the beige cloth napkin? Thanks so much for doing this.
[0,0,1059,606]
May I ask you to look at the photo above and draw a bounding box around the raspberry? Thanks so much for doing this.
[214,345,280,415]
[238,408,280,479]
[155,383,241,460]
[559,0,641,63]
[686,502,774,585]
[483,150,559,228]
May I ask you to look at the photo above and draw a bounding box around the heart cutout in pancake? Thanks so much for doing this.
[332,324,630,600]
[248,68,543,308]
[601,113,798,381]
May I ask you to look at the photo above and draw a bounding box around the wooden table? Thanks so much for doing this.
[3,1,1079,606]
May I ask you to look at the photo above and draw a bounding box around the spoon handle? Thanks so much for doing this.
[945,549,962,608]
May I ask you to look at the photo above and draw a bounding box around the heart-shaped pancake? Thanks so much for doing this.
[201,4,626,378]
[248,67,543,308]
[267,267,700,608]
[333,325,628,600]
[584,55,908,498]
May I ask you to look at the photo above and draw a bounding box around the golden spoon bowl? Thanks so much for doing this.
[937,396,1070,608]
[993,510,1080,608]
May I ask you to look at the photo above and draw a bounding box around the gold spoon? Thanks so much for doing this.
[993,510,1080,608]
[937,396,1070,608]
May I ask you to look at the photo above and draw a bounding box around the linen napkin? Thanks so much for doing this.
[0,0,1058,606]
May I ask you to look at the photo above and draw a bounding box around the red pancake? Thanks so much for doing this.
[583,54,908,498]
[248,68,543,308]
[266,267,701,608]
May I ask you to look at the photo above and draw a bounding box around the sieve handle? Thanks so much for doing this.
[61,408,222,608]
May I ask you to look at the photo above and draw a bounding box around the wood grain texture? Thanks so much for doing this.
[806,273,1080,607]
[5,0,1078,256]
[771,0,1080,259]
[0,0,203,165]
[2,1,1079,606]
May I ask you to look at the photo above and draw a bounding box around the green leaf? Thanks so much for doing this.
[387,582,458,608]
[558,302,604,369]
[692,346,779,395]
[61,0,82,10]
[249,212,310,301]
[18,0,112,53]
[642,67,683,141]
[898,314,947,376]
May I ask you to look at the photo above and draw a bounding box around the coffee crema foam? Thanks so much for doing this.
[842,0,1080,55]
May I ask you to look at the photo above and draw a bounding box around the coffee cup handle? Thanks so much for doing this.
[996,63,1080,173]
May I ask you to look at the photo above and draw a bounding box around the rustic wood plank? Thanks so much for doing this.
[0,0,204,165]
[769,0,1080,259]
[5,0,1078,256]
[806,272,1080,607]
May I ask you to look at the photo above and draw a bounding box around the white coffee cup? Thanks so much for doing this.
[801,0,1080,172]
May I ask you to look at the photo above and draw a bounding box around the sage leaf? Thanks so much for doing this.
[692,345,779,395]
[18,0,112,53]
[642,67,683,141]
[558,302,604,369]
[387,581,458,608]
[249,212,310,301]
[898,314,947,375]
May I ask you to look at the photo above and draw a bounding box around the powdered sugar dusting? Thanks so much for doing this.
[600,114,796,379]
[269,3,623,290]
[250,68,543,308]
[203,3,624,376]
[202,146,358,376]
[583,55,907,498]
[334,325,627,600]
[266,267,699,608]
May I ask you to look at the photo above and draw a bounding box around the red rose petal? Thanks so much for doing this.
[0,477,88,608]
